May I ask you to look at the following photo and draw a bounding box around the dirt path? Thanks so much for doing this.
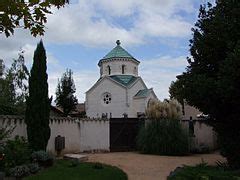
[87,152,225,180]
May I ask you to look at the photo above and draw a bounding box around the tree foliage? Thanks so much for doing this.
[25,40,51,151]
[0,0,69,37]
[170,1,240,168]
[55,69,78,116]
[0,53,29,115]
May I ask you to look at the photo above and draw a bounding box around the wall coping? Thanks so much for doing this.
[0,115,109,123]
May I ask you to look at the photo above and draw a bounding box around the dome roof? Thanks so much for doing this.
[98,40,140,66]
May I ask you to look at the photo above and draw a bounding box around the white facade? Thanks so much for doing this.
[86,40,158,118]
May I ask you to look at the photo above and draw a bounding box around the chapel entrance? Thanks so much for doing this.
[110,118,144,152]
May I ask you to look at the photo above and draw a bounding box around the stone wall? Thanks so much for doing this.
[0,116,110,155]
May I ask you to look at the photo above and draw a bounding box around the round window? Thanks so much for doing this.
[102,92,112,105]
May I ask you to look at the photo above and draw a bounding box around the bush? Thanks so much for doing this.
[3,136,31,171]
[9,164,30,178]
[27,163,40,174]
[31,150,54,167]
[137,119,189,155]
[167,162,240,180]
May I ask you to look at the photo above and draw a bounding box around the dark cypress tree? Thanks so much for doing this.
[55,69,78,116]
[25,41,51,151]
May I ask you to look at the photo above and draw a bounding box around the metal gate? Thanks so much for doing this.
[110,118,143,152]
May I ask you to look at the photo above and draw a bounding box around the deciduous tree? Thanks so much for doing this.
[0,0,69,37]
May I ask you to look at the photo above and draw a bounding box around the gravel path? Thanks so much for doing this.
[87,152,225,180]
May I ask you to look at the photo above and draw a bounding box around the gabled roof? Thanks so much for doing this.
[134,89,150,98]
[86,75,140,94]
[134,88,158,99]
[109,75,137,87]
[98,40,140,66]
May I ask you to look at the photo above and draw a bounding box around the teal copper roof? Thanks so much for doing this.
[109,75,137,86]
[103,41,134,59]
[98,40,140,66]
[134,89,150,98]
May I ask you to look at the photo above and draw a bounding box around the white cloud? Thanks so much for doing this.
[140,56,188,100]
[42,0,195,46]
[0,0,197,60]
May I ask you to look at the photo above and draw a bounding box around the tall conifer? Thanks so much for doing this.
[25,41,51,151]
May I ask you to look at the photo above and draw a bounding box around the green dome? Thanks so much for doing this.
[98,40,139,66]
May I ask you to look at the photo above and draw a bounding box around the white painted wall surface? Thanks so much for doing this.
[182,103,202,120]
[79,119,109,152]
[86,78,127,118]
[47,118,81,154]
[101,59,139,77]
[181,120,218,150]
[127,79,146,117]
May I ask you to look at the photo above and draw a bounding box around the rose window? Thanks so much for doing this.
[103,93,111,104]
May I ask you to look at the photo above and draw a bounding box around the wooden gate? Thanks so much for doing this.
[110,118,143,152]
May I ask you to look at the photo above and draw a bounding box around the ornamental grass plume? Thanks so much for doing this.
[146,99,181,120]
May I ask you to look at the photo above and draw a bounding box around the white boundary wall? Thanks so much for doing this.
[0,116,109,155]
[181,120,218,150]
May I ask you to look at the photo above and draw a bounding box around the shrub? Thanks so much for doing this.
[167,163,240,180]
[3,136,31,171]
[31,150,54,167]
[137,99,189,155]
[9,164,30,178]
[137,119,189,155]
[27,163,40,174]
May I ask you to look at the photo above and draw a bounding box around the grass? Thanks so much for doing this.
[24,160,128,180]
[168,163,240,180]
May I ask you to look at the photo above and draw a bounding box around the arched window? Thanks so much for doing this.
[107,65,111,75]
[134,66,137,74]
[122,65,125,74]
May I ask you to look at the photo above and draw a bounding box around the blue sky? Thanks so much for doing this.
[0,0,215,102]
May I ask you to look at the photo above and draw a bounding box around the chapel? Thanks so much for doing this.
[85,40,158,118]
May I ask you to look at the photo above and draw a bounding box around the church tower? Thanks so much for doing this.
[98,40,139,77]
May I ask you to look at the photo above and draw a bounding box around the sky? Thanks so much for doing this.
[0,0,215,103]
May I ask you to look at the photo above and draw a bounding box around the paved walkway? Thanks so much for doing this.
[87,152,225,180]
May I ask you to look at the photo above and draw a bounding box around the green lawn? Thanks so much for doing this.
[24,160,127,180]
[168,163,240,180]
